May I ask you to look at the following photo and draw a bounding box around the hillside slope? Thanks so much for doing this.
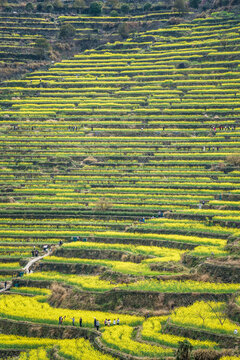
[0,10,240,360]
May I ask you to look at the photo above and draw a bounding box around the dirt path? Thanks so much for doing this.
[23,250,52,274]
[0,281,12,293]
[0,248,53,293]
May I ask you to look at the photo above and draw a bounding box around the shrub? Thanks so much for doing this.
[25,2,34,11]
[152,2,164,10]
[36,3,42,11]
[143,2,151,11]
[106,0,118,9]
[0,0,8,7]
[59,24,76,39]
[34,37,51,59]
[225,155,240,169]
[4,5,12,11]
[110,9,118,16]
[72,0,86,10]
[189,0,201,8]
[89,1,102,15]
[45,3,53,12]
[173,0,188,14]
[121,4,130,14]
[53,0,64,10]
[118,23,130,39]
[176,340,193,360]
[95,198,113,211]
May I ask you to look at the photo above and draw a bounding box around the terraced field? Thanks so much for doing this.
[0,8,240,360]
[0,9,177,79]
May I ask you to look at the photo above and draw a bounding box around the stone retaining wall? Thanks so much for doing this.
[0,318,98,340]
[165,323,240,348]
[198,262,240,283]
[49,287,232,312]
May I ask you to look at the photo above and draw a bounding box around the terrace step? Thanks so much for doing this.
[0,317,98,341]
[48,286,232,313]
[37,261,107,275]
[198,260,240,283]
[61,236,197,250]
[0,349,22,358]
[164,322,240,348]
[227,302,240,324]
[213,218,240,228]
[93,335,161,360]
[12,278,52,289]
[54,248,149,263]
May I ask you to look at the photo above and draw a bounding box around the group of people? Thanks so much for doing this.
[58,316,66,325]
[198,200,205,209]
[68,126,78,131]
[32,245,49,257]
[71,236,87,242]
[139,211,165,224]
[104,318,120,326]
[202,146,220,151]
[32,246,39,257]
[210,124,236,134]
[58,316,120,330]
[11,124,19,131]
[218,125,236,131]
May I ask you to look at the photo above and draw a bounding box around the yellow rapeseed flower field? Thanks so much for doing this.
[0,294,143,327]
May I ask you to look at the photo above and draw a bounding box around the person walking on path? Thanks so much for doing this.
[59,316,63,325]
[113,319,116,325]
[71,317,75,326]
[117,318,120,325]
[79,317,82,327]
[94,317,97,328]
[96,319,100,331]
